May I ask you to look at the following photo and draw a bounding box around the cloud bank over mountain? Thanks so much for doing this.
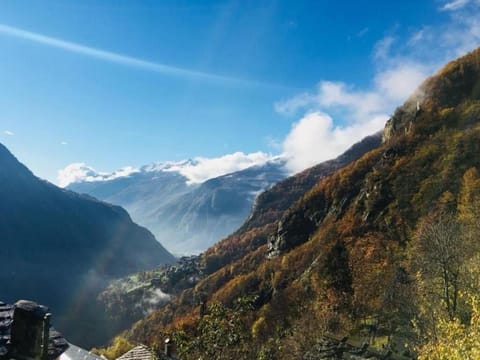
[282,111,385,173]
[162,151,274,184]
[58,163,140,187]
[58,0,480,188]
[59,151,276,187]
[275,0,480,174]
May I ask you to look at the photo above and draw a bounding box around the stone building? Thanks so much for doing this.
[116,341,177,360]
[0,300,69,360]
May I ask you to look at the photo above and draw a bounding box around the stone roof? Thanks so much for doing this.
[116,344,175,360]
[0,301,69,360]
[60,343,104,360]
[116,345,157,360]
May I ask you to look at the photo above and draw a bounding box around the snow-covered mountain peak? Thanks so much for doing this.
[58,163,140,187]
[160,151,275,184]
[141,159,199,173]
[58,151,276,187]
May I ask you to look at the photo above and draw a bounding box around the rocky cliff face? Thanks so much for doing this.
[383,48,480,142]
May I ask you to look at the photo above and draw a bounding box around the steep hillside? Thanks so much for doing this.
[68,159,287,255]
[202,132,382,274]
[94,132,381,348]
[0,144,175,346]
[103,48,480,359]
[242,133,382,233]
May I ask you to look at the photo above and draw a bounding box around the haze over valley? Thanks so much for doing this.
[1,1,480,359]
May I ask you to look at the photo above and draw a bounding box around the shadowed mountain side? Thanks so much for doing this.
[0,143,175,347]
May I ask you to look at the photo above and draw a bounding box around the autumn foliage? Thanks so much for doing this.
[98,48,480,359]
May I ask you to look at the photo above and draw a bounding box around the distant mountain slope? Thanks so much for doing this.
[202,132,382,273]
[113,48,480,359]
[93,132,381,340]
[0,143,175,346]
[68,159,287,255]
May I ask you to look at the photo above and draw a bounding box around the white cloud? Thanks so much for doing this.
[356,27,369,38]
[57,2,480,184]
[406,2,480,58]
[274,92,314,115]
[374,63,429,101]
[265,135,282,151]
[58,163,97,187]
[57,163,139,187]
[4,130,14,136]
[408,27,431,46]
[275,3,480,174]
[164,151,273,184]
[442,12,480,56]
[283,112,386,173]
[60,141,68,145]
[441,0,471,11]
[316,81,386,118]
[275,61,428,125]
[373,36,395,60]
[58,151,274,187]
[0,23,275,88]
[275,61,429,174]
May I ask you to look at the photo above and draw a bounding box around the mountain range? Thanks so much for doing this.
[67,157,288,255]
[4,42,480,360]
[93,131,382,347]
[0,143,175,346]
[97,48,480,359]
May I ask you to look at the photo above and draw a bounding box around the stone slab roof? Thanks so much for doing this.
[116,345,157,360]
[116,344,175,360]
[0,301,69,360]
[60,343,104,360]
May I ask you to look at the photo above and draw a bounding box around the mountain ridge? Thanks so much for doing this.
[92,131,382,351]
[0,143,175,347]
[102,47,480,359]
[68,157,288,254]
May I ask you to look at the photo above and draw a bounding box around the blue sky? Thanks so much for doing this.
[0,0,479,184]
